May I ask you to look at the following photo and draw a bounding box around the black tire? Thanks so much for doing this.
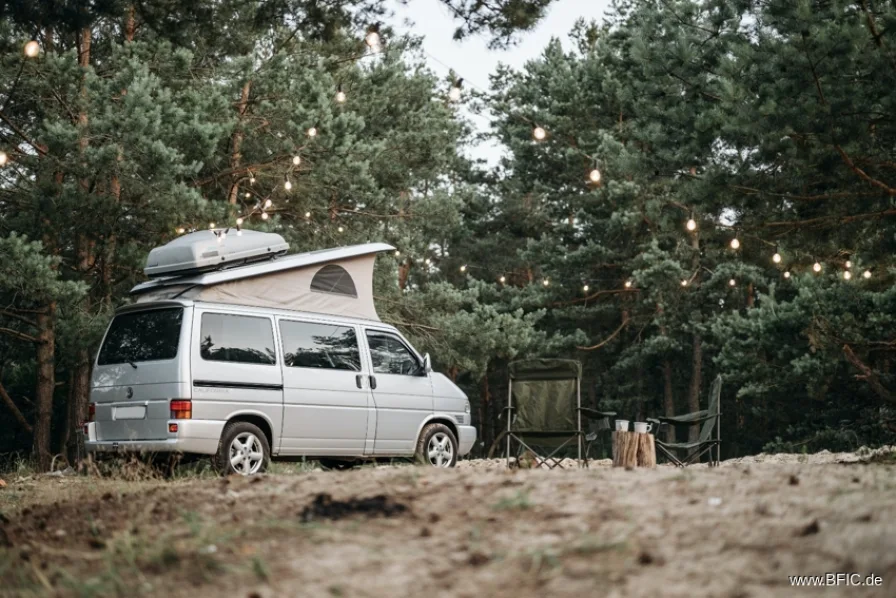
[415,423,458,468]
[318,458,357,471]
[214,421,270,476]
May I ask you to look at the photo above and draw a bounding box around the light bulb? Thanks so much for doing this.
[304,211,311,219]
[773,252,782,264]
[460,265,467,272]
[624,280,632,288]
[261,212,269,220]
[499,276,506,284]
[533,126,546,141]
[249,176,256,184]
[729,279,736,287]
[813,262,822,273]
[335,90,346,103]
[845,260,852,269]
[264,199,272,208]
[589,169,601,183]
[730,238,740,249]
[24,40,39,58]
[245,192,251,198]
[365,30,380,49]
[292,155,301,166]
[307,127,317,138]
[843,271,852,280]
[448,86,462,102]
[583,284,589,292]
[425,258,431,265]
[176,227,185,234]
[284,180,292,191]
[681,279,688,286]
[0,151,7,166]
[686,218,697,231]
[394,250,400,257]
[236,217,244,226]
[863,270,872,279]
[337,226,344,233]
[783,271,791,279]
[209,222,215,229]
[542,279,550,287]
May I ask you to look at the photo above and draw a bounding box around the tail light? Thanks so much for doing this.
[170,400,192,419]
[88,403,96,422]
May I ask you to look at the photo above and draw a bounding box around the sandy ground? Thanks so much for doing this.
[1,449,895,598]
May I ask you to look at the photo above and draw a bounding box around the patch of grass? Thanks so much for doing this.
[251,556,270,582]
[492,489,533,511]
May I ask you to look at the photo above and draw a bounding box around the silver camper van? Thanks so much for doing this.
[83,231,476,474]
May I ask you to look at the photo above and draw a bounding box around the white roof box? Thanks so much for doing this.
[144,229,289,278]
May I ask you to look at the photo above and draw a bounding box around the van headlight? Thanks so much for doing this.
[464,400,471,414]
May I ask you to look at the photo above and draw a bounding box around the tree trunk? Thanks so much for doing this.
[66,349,92,463]
[687,334,703,443]
[32,303,56,471]
[125,4,136,42]
[0,381,32,434]
[662,360,676,443]
[228,80,252,205]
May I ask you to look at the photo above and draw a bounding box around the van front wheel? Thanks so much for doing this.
[214,421,270,476]
[415,423,458,468]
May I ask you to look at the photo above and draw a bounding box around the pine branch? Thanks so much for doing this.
[576,315,630,351]
[843,344,893,404]
[0,327,39,343]
[551,288,638,308]
[763,208,896,228]
[0,380,32,433]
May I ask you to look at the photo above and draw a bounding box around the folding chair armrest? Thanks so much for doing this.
[646,417,663,427]
[579,407,616,420]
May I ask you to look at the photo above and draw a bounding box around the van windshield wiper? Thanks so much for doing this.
[128,361,138,369]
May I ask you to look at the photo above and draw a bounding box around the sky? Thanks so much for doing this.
[388,0,611,165]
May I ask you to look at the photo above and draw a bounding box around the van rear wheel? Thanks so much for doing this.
[415,423,458,468]
[214,421,270,476]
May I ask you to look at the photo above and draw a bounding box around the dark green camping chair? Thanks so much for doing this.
[503,359,613,468]
[648,375,722,467]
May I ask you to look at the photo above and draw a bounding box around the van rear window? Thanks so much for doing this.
[97,308,183,365]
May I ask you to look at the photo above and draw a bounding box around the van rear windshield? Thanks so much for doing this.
[97,308,183,365]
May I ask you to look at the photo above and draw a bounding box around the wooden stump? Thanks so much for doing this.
[612,431,656,468]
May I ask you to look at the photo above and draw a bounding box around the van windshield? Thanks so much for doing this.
[98,308,183,365]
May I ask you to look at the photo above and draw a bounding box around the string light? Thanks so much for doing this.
[176,227,185,234]
[730,238,740,250]
[244,192,251,198]
[335,85,346,104]
[209,222,216,229]
[307,127,317,138]
[681,280,688,287]
[729,279,736,286]
[813,262,822,273]
[460,265,467,272]
[337,226,344,233]
[394,250,401,257]
[365,26,381,50]
[589,168,601,184]
[542,279,550,286]
[448,78,463,102]
[249,175,256,184]
[425,258,431,265]
[264,199,272,208]
[0,151,7,166]
[772,252,782,264]
[863,270,872,279]
[304,211,311,219]
[583,284,589,292]
[284,180,292,191]
[843,271,852,280]
[499,275,506,284]
[533,126,546,141]
[624,280,632,288]
[24,40,39,58]
[783,271,791,279]
[292,155,301,166]
[686,218,697,232]
[845,260,852,269]
[261,212,269,220]
[236,217,244,226]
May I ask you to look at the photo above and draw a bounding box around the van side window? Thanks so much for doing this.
[200,313,276,365]
[365,331,421,376]
[280,321,360,371]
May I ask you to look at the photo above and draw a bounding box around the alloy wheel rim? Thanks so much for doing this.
[427,432,454,467]
[229,432,263,475]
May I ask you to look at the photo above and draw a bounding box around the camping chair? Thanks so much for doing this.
[648,375,722,467]
[504,359,606,469]
[582,406,617,459]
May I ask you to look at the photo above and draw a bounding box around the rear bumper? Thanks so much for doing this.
[457,425,477,456]
[83,420,224,456]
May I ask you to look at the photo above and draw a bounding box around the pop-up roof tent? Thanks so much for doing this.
[131,229,394,321]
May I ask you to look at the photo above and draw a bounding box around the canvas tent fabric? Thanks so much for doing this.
[132,243,393,322]
[508,359,581,433]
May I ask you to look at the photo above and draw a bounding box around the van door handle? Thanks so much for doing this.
[369,375,377,390]
[356,374,363,389]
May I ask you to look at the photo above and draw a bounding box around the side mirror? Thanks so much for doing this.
[422,353,432,374]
